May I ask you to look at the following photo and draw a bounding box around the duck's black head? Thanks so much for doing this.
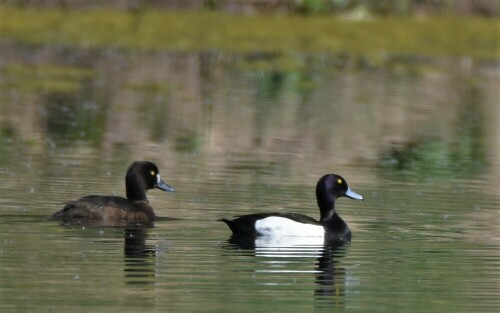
[126,161,175,201]
[316,174,363,220]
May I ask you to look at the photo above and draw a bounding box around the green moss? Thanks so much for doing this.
[0,6,498,59]
[126,83,171,93]
[1,64,94,92]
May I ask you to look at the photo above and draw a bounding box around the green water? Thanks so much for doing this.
[0,8,499,313]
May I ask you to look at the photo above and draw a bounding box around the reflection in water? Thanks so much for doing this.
[1,48,497,181]
[227,235,349,309]
[123,228,158,286]
[379,70,490,179]
[0,45,498,312]
[314,241,349,309]
[381,110,487,179]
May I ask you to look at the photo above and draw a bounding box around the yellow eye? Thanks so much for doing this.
[150,170,156,176]
[337,179,343,184]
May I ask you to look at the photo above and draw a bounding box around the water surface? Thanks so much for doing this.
[0,44,499,312]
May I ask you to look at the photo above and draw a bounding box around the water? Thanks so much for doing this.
[0,44,499,312]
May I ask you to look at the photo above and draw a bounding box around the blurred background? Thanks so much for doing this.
[0,0,498,180]
[0,1,499,313]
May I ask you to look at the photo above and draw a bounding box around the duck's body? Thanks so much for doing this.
[221,212,321,236]
[220,174,363,241]
[53,195,156,222]
[52,161,174,224]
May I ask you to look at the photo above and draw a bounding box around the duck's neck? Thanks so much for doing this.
[319,204,335,221]
[322,212,350,238]
[126,175,147,201]
[317,187,336,221]
[317,187,351,239]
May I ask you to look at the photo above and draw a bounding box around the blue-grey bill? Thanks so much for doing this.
[345,187,363,200]
[156,180,175,192]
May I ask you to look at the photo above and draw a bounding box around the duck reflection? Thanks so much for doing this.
[55,220,163,286]
[226,235,349,307]
[314,240,348,309]
[123,227,158,285]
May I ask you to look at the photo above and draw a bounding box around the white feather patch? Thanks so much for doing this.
[255,216,325,237]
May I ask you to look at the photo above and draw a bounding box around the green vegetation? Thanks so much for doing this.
[1,64,94,92]
[0,6,498,59]
[43,91,107,144]
[381,138,487,180]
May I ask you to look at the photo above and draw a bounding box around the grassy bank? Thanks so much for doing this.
[0,6,498,58]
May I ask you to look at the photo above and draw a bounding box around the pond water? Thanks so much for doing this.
[0,44,499,312]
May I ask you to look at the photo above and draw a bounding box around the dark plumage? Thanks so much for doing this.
[220,174,363,241]
[52,161,174,225]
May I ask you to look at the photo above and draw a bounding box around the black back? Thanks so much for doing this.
[220,212,320,236]
[220,174,362,240]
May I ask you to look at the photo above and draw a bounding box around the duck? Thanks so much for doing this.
[220,174,363,241]
[52,161,174,224]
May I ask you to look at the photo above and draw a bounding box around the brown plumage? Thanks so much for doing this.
[52,161,174,226]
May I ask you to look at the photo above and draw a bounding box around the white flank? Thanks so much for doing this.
[255,216,325,237]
